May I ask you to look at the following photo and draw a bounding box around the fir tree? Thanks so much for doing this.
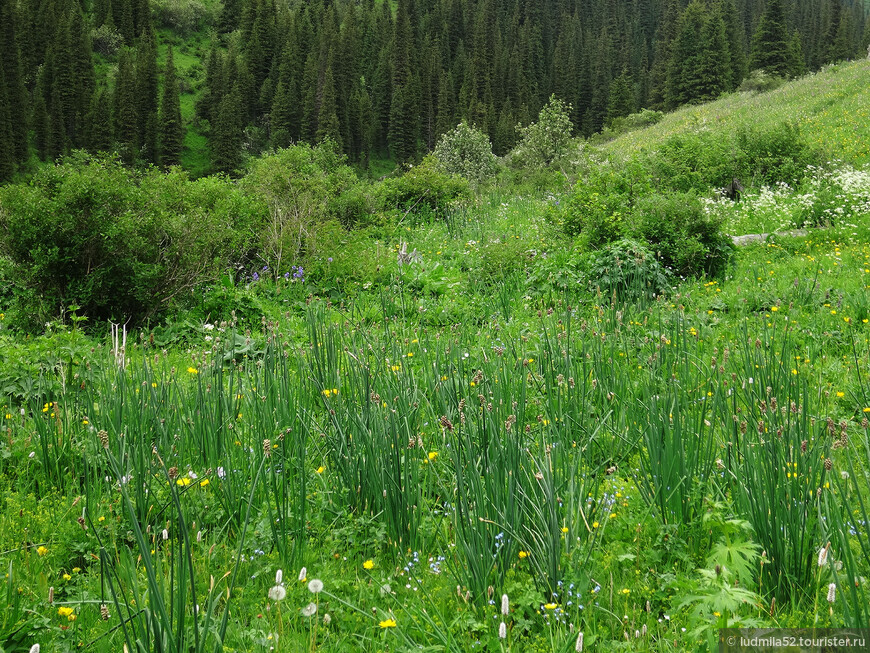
[114,47,138,164]
[213,85,243,175]
[136,30,159,163]
[316,65,341,147]
[0,0,28,163]
[87,86,113,152]
[0,62,14,181]
[750,0,790,77]
[159,45,183,166]
[788,30,806,77]
[606,69,635,123]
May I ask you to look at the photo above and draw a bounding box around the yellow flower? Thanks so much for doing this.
[37,546,48,556]
[72,567,81,573]
[199,479,210,487]
[152,382,157,387]
[713,611,721,617]
[98,516,105,522]
[544,603,558,610]
[379,618,396,628]
[187,367,198,374]
[322,389,332,397]
[836,392,844,398]
[621,588,630,595]
[82,419,88,425]
[428,452,438,461]
[57,607,74,617]
[770,306,778,312]
[316,466,325,474]
[176,477,191,487]
[561,527,568,533]
[363,559,375,570]
[518,551,528,559]
[406,352,413,357]
[863,408,870,413]
[68,614,76,621]
[592,521,599,529]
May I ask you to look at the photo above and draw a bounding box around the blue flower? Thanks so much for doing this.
[252,272,259,281]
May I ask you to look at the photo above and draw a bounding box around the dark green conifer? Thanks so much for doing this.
[750,0,790,77]
[212,84,243,175]
[159,45,183,166]
[114,48,139,163]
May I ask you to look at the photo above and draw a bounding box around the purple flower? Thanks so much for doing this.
[284,272,290,279]
[252,272,259,281]
[327,257,333,263]
[262,265,269,271]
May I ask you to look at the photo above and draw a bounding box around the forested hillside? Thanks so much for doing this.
[0,0,868,179]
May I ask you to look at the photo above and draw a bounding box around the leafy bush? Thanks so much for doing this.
[378,155,470,218]
[240,140,359,272]
[560,161,651,246]
[736,122,820,187]
[631,192,734,277]
[737,69,785,93]
[595,109,665,142]
[432,121,499,185]
[150,0,219,34]
[509,95,574,169]
[646,131,739,192]
[0,152,253,328]
[90,24,123,56]
[585,238,671,301]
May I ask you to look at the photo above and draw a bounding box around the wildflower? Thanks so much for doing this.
[217,467,226,479]
[100,604,110,621]
[561,527,569,533]
[63,574,71,581]
[276,570,283,585]
[501,594,509,616]
[379,618,397,628]
[575,632,584,652]
[323,613,332,625]
[30,645,40,653]
[187,367,198,374]
[544,602,558,610]
[363,559,375,570]
[818,544,830,567]
[57,607,74,617]
[499,621,507,639]
[199,479,209,487]
[518,551,528,559]
[268,585,287,601]
[316,466,325,474]
[37,546,48,556]
[298,567,307,582]
[162,529,169,540]
[427,451,438,461]
[176,477,191,486]
[308,579,324,594]
[301,603,317,617]
[827,583,836,603]
[592,521,599,529]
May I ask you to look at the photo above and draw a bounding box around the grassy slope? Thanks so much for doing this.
[601,59,870,166]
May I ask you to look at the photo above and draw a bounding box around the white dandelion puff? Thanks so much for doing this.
[308,579,324,594]
[301,602,317,617]
[268,585,287,602]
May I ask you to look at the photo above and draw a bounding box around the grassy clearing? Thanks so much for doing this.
[603,60,870,166]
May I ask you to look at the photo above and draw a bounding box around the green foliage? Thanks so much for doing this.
[0,152,252,327]
[241,140,359,271]
[631,191,733,277]
[378,155,471,219]
[586,238,672,301]
[736,121,820,186]
[431,121,499,186]
[737,68,785,92]
[509,95,575,170]
[150,0,219,35]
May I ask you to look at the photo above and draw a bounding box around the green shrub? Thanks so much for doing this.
[646,132,740,192]
[737,122,820,186]
[508,94,575,169]
[631,192,734,277]
[584,238,671,302]
[431,121,499,185]
[378,155,471,218]
[241,140,359,271]
[0,152,253,328]
[738,69,785,93]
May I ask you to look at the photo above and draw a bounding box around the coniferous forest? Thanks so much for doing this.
[0,0,869,179]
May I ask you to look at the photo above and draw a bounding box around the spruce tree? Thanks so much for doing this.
[87,86,113,152]
[666,0,710,108]
[606,69,635,123]
[750,0,790,77]
[697,5,731,100]
[0,0,28,164]
[114,48,139,164]
[719,0,747,90]
[32,68,49,159]
[213,85,243,175]
[159,45,183,166]
[788,31,806,77]
[0,62,15,181]
[316,65,342,148]
[136,30,159,163]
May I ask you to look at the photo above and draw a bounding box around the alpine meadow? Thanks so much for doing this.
[1,0,870,650]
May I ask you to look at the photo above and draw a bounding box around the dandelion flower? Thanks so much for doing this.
[308,579,324,594]
[301,602,317,617]
[363,559,375,570]
[268,585,286,602]
[379,618,397,628]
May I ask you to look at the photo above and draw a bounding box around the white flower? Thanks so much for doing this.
[188,471,197,480]
[30,645,41,653]
[29,451,35,459]
[308,579,324,594]
[818,545,829,567]
[301,602,317,617]
[827,583,837,603]
[217,467,226,479]
[196,531,202,543]
[268,585,286,602]
[323,613,331,625]
[575,631,584,652]
[498,622,507,639]
[298,567,307,582]
[501,593,509,616]
[275,569,283,585]
[162,529,169,541]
